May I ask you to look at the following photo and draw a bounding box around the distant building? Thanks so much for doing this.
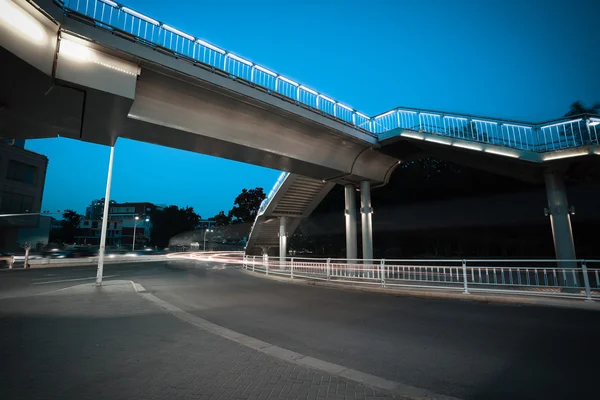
[195,219,216,231]
[75,200,157,247]
[0,141,48,251]
[85,198,116,220]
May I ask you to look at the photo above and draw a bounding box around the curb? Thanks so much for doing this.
[1,257,167,271]
[238,268,600,312]
[134,281,458,400]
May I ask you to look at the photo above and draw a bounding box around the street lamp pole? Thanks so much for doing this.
[132,216,150,251]
[203,228,213,251]
[96,146,115,286]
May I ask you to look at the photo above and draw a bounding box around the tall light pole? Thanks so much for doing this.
[132,216,150,251]
[203,228,213,251]
[97,146,115,286]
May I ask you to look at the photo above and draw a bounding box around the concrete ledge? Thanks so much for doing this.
[239,268,600,311]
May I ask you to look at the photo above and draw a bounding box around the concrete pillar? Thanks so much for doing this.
[360,181,373,262]
[344,185,358,261]
[279,216,288,267]
[544,171,577,282]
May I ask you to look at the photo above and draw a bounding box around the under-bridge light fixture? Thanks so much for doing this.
[60,39,94,62]
[484,148,520,158]
[0,0,47,45]
[400,132,424,140]
[425,137,452,145]
[59,37,138,76]
[453,142,483,151]
[542,150,590,161]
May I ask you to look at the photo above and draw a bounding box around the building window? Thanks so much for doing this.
[110,207,135,213]
[0,192,34,213]
[92,221,99,229]
[83,221,89,226]
[6,160,37,185]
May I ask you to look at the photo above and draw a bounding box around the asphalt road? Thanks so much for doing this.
[1,260,598,399]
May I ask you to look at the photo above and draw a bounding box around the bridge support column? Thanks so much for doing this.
[544,171,577,284]
[96,146,115,286]
[360,181,373,268]
[279,216,288,268]
[344,185,358,262]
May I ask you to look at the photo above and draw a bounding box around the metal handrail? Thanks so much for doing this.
[55,1,600,153]
[242,256,600,301]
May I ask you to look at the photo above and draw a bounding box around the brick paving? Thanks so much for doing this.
[0,281,397,400]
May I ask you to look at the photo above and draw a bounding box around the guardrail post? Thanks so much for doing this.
[265,255,269,276]
[581,261,593,301]
[252,256,256,272]
[290,258,294,279]
[326,258,331,281]
[380,259,386,287]
[462,260,470,294]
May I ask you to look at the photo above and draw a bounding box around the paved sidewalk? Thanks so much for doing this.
[0,281,397,400]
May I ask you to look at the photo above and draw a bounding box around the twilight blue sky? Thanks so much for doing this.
[27,0,600,217]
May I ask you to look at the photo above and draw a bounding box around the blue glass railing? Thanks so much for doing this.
[257,172,289,216]
[57,1,600,153]
[59,0,372,133]
[373,109,600,152]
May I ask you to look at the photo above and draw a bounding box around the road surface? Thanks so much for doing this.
[1,259,598,399]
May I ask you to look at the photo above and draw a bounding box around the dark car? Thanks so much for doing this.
[65,247,97,258]
[48,247,97,259]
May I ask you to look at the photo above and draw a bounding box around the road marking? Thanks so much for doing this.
[32,275,119,285]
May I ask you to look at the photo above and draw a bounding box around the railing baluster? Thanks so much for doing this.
[581,262,592,300]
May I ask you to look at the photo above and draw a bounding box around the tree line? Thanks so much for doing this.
[51,187,266,247]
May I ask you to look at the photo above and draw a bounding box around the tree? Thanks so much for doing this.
[49,209,82,243]
[150,206,200,247]
[228,188,266,224]
[564,101,600,117]
[212,211,231,227]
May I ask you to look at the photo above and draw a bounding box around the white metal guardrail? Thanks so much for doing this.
[55,1,600,152]
[242,256,600,301]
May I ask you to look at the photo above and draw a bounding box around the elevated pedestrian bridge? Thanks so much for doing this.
[0,0,598,257]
